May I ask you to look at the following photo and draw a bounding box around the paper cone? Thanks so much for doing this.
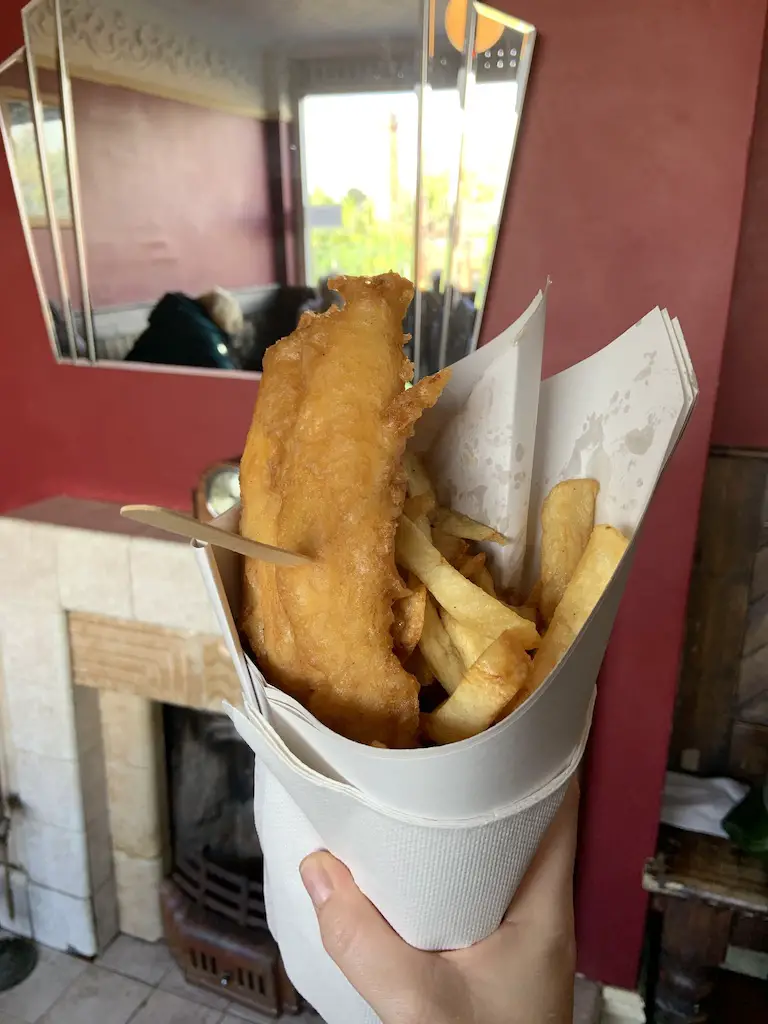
[193,289,697,1023]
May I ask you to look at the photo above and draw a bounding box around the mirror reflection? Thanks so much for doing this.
[413,0,533,375]
[0,38,71,358]
[8,0,535,374]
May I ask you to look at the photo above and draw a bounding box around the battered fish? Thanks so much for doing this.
[240,274,449,747]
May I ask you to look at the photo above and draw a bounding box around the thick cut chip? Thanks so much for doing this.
[413,513,432,539]
[529,524,628,692]
[473,564,496,597]
[440,610,494,669]
[417,596,465,695]
[539,479,599,623]
[402,451,437,513]
[433,508,508,545]
[456,552,496,596]
[392,574,427,658]
[423,630,531,744]
[431,528,468,566]
[396,516,540,649]
[494,685,530,724]
[456,551,486,579]
[512,604,538,624]
[403,494,434,522]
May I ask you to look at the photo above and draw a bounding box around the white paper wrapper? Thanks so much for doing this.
[224,693,590,1024]
[194,290,697,1023]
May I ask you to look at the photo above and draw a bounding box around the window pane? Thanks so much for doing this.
[301,91,418,284]
[7,98,71,223]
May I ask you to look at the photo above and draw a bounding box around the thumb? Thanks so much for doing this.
[300,851,429,1019]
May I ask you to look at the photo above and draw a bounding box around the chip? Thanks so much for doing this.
[433,508,508,546]
[417,596,465,695]
[396,516,540,649]
[392,573,427,658]
[423,630,531,744]
[440,610,494,669]
[529,524,627,692]
[539,478,599,623]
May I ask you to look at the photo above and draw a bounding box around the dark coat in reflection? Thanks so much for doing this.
[405,289,478,376]
[239,285,315,372]
[125,292,236,370]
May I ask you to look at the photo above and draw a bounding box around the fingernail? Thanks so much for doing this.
[300,856,334,909]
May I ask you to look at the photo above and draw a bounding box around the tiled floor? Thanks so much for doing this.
[0,934,318,1024]
[0,932,604,1023]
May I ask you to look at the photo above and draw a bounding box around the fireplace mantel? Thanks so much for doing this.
[0,497,239,955]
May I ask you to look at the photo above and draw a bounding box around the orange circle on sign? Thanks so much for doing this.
[445,0,505,53]
[474,14,505,52]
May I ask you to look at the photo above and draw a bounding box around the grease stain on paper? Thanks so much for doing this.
[563,414,610,483]
[624,415,657,456]
[466,484,489,522]
[634,351,657,384]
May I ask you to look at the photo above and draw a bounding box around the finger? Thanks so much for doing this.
[504,777,580,931]
[300,851,430,1018]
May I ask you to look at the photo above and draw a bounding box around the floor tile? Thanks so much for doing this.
[128,989,224,1023]
[220,1018,315,1024]
[0,944,88,1022]
[224,1007,320,1023]
[98,935,175,986]
[222,1006,275,1023]
[158,964,229,1012]
[222,1005,269,1023]
[37,964,150,1024]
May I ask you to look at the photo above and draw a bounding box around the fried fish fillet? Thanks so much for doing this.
[240,273,449,747]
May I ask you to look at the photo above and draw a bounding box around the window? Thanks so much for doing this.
[300,91,418,285]
[1,92,72,226]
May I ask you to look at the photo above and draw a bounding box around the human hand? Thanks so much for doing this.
[299,778,579,1024]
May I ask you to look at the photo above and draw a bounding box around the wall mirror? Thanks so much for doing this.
[0,31,69,357]
[2,0,535,376]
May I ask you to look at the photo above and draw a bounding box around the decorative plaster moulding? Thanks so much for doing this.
[26,0,268,117]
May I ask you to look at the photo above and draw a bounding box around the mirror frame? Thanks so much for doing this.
[22,0,81,359]
[52,0,95,360]
[0,43,61,361]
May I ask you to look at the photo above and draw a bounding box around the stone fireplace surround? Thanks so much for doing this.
[0,497,240,955]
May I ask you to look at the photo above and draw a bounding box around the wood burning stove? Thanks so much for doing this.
[162,706,306,1017]
[160,854,302,1016]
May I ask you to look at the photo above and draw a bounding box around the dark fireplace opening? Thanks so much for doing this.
[160,705,306,1018]
[164,706,261,874]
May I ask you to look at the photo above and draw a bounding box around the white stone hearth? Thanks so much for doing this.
[0,498,231,956]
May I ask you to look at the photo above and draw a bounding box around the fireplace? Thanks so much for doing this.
[161,706,304,1017]
[0,498,307,1017]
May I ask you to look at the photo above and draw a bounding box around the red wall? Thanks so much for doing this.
[1,0,766,990]
[482,0,768,987]
[712,29,768,448]
[71,78,273,307]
